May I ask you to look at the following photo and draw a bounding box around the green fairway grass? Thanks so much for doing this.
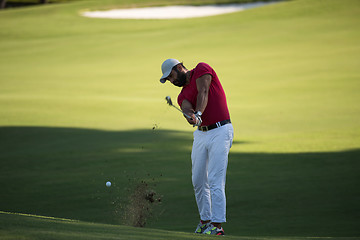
[1,0,360,238]
[4,211,355,240]
[0,211,243,240]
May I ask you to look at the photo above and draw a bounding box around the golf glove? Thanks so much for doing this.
[193,111,202,127]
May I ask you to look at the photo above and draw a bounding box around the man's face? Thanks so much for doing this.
[167,67,187,87]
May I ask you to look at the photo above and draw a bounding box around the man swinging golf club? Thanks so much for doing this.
[160,58,234,235]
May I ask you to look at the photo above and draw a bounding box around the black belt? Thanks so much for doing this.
[198,119,231,132]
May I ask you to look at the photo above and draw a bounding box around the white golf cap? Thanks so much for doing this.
[160,58,180,83]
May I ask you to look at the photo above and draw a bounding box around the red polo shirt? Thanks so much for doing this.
[177,62,230,126]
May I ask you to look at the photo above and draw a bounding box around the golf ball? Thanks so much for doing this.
[106,181,111,187]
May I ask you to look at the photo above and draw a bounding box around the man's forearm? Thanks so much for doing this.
[195,74,211,114]
[181,99,195,117]
[196,90,208,114]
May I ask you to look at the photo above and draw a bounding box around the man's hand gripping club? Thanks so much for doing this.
[181,99,202,127]
[187,73,211,127]
[192,111,202,127]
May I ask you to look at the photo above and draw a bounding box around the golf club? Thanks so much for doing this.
[165,96,193,120]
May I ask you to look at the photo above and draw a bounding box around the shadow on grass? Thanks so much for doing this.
[0,126,359,237]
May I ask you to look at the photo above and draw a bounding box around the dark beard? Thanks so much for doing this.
[173,70,187,87]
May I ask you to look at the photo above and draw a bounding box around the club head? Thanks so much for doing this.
[165,96,173,106]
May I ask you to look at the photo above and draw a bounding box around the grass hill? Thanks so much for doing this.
[0,211,240,240]
[1,211,358,240]
[0,0,359,238]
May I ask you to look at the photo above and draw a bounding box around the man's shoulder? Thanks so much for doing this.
[195,62,211,69]
[193,62,214,75]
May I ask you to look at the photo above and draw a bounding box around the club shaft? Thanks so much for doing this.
[171,105,192,119]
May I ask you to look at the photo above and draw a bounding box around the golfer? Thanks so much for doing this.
[160,59,234,235]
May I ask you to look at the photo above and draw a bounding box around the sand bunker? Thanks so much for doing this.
[81,2,276,19]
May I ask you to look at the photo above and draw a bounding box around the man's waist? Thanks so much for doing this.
[198,119,231,132]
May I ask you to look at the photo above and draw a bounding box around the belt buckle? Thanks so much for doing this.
[200,126,208,132]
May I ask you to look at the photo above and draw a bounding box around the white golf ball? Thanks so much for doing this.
[106,181,111,187]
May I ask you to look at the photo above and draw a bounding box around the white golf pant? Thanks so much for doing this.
[191,123,233,223]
